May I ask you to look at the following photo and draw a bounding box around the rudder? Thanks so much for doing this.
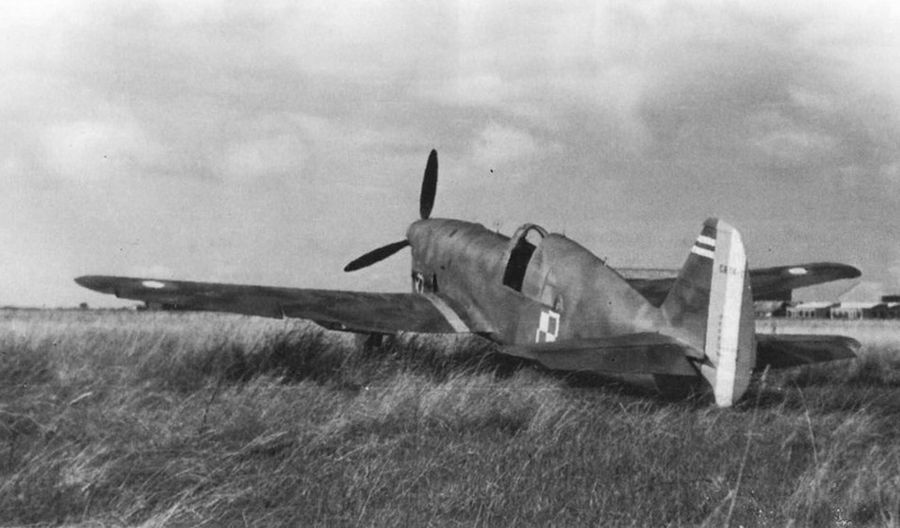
[661,218,755,407]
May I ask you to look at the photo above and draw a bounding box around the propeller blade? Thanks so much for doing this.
[419,149,438,219]
[343,240,410,272]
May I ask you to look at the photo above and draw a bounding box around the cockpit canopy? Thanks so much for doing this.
[502,223,547,291]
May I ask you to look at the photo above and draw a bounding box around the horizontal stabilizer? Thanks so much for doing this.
[755,334,859,370]
[502,333,698,377]
[620,262,860,306]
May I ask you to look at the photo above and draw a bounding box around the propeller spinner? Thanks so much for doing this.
[343,149,438,272]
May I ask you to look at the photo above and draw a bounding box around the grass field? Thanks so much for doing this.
[1,309,898,527]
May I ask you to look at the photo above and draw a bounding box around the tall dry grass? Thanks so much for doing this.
[0,309,898,526]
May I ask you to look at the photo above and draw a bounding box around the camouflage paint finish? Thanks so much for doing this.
[406,218,668,345]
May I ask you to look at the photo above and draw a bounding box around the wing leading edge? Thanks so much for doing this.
[74,275,480,335]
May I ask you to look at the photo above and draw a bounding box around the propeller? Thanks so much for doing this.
[343,149,438,272]
[419,149,438,220]
[343,240,410,272]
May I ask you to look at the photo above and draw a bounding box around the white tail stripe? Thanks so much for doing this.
[697,235,716,247]
[691,246,715,259]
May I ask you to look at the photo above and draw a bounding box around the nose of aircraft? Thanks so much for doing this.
[405,219,429,243]
[406,219,438,259]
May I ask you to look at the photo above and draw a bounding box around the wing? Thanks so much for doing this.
[74,275,479,335]
[502,333,699,376]
[745,263,861,301]
[754,334,859,370]
[618,262,860,306]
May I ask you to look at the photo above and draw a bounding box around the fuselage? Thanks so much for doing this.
[406,218,667,345]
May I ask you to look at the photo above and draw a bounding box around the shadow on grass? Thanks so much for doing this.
[150,330,539,395]
[217,330,716,408]
[133,324,900,414]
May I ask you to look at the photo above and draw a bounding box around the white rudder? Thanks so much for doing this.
[661,218,756,407]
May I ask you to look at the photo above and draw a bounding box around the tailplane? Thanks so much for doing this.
[661,218,755,407]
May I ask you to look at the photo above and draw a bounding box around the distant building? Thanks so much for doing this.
[786,302,835,319]
[830,302,880,320]
[754,301,788,318]
[868,302,900,319]
[888,303,900,319]
[756,294,900,320]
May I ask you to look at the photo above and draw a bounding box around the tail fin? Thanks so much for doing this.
[661,218,755,407]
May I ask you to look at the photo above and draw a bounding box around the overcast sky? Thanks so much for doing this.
[2,0,899,307]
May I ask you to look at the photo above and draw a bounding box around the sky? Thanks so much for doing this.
[2,0,899,307]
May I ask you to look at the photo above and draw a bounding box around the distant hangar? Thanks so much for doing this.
[755,296,900,320]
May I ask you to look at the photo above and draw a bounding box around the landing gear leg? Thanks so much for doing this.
[354,333,393,354]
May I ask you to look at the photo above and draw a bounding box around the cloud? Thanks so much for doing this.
[126,265,175,279]
[887,252,900,291]
[216,134,308,183]
[2,1,900,306]
[750,123,839,169]
[423,74,512,108]
[881,163,900,186]
[471,123,539,166]
[41,118,166,182]
[840,281,887,302]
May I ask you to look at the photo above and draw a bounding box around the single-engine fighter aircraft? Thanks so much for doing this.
[76,150,861,407]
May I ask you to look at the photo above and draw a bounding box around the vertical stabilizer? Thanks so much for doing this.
[661,218,755,407]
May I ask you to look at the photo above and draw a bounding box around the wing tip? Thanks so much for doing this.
[796,262,862,280]
[74,275,117,294]
[842,335,862,356]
